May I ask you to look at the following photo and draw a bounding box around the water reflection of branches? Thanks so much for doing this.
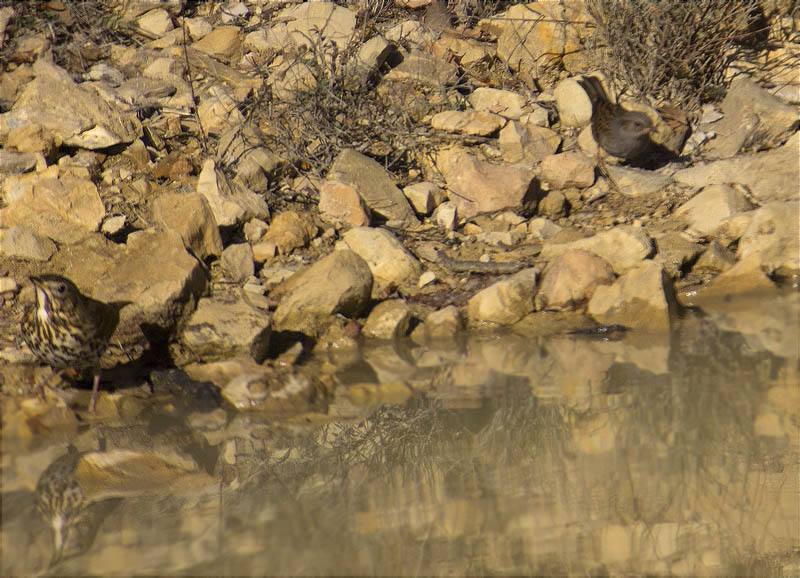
[317,396,471,490]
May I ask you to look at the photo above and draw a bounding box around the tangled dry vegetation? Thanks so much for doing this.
[586,0,773,113]
[0,0,781,182]
[0,1,138,75]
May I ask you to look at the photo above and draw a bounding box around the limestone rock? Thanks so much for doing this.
[0,277,17,294]
[705,76,799,159]
[431,110,506,136]
[555,77,593,127]
[184,46,262,102]
[281,1,356,50]
[328,149,418,225]
[467,268,538,327]
[196,159,269,227]
[521,104,551,128]
[526,218,561,242]
[680,256,776,308]
[577,124,599,156]
[353,35,393,78]
[243,219,268,243]
[362,299,413,340]
[318,180,371,227]
[540,152,595,190]
[261,211,316,255]
[440,36,494,67]
[0,149,38,174]
[341,227,422,296]
[243,26,281,53]
[436,146,537,219]
[273,250,373,334]
[588,260,676,331]
[498,121,561,165]
[0,60,140,151]
[604,166,671,198]
[221,243,255,283]
[217,124,283,180]
[424,306,464,340]
[714,212,756,248]
[432,201,458,230]
[193,26,241,60]
[101,216,126,236]
[252,242,277,264]
[0,168,105,243]
[184,17,212,41]
[385,49,459,86]
[59,230,207,356]
[491,2,585,74]
[0,6,13,49]
[738,201,799,276]
[0,226,57,261]
[535,249,615,311]
[651,231,703,278]
[540,226,653,274]
[402,182,444,215]
[181,295,270,363]
[116,76,179,110]
[269,61,316,100]
[151,192,222,260]
[197,85,244,137]
[468,87,528,120]
[673,184,753,235]
[537,190,566,219]
[46,234,124,294]
[673,132,799,204]
[385,20,433,47]
[693,241,737,274]
[88,62,125,85]
[219,2,248,23]
[137,8,173,37]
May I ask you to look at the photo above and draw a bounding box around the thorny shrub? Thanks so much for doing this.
[248,32,424,181]
[586,0,768,113]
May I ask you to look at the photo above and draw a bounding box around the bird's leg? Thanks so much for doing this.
[88,369,102,414]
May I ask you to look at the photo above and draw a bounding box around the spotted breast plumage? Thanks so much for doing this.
[35,448,86,564]
[21,275,122,413]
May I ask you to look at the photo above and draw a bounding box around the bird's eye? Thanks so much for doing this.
[56,283,66,293]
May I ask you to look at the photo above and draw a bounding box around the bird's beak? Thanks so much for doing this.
[29,277,48,308]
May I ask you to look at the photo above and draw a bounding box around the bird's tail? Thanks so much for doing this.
[578,75,612,106]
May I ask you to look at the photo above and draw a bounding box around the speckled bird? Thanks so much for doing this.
[35,448,86,565]
[21,275,121,413]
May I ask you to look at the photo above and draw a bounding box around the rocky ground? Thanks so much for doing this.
[0,0,797,419]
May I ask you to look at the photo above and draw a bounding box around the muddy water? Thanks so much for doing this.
[3,292,798,576]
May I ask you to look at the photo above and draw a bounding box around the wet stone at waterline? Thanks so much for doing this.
[4,295,798,576]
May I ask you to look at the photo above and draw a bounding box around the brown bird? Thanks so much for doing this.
[578,75,655,163]
[22,275,123,413]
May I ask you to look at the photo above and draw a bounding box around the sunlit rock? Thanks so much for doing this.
[467,268,538,327]
[588,260,676,331]
[341,227,422,297]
